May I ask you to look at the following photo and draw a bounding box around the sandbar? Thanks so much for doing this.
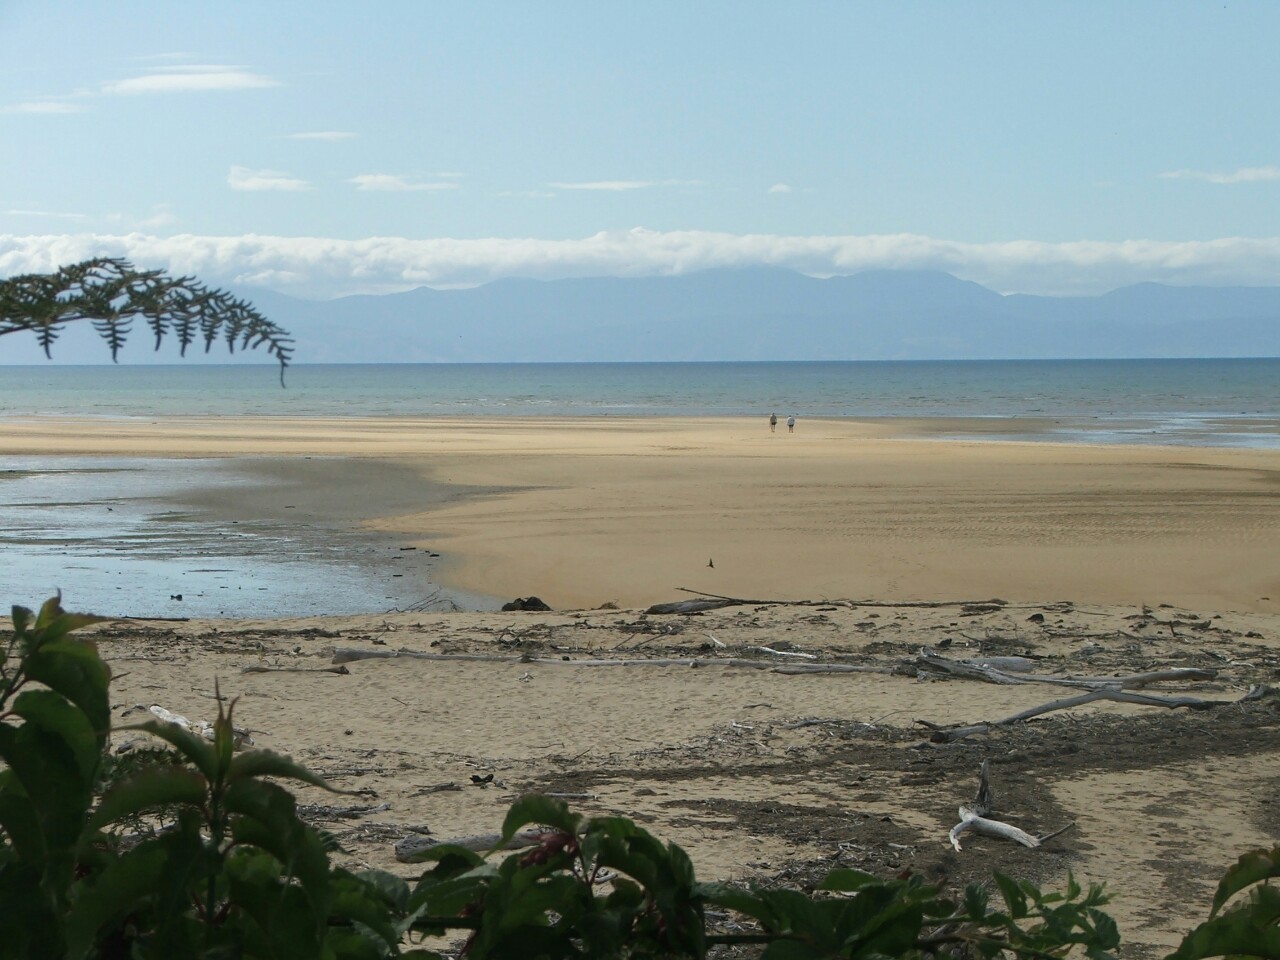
[2,415,1278,612]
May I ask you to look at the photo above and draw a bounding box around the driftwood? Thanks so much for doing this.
[410,781,462,797]
[646,599,739,614]
[298,801,390,821]
[669,588,1026,611]
[948,761,1066,852]
[241,664,351,675]
[395,828,548,862]
[921,686,1234,743]
[753,646,818,660]
[915,650,1218,690]
[331,647,893,675]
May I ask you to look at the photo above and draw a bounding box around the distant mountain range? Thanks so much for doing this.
[5,268,1278,364]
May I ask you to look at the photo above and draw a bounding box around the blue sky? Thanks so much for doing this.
[3,1,1280,298]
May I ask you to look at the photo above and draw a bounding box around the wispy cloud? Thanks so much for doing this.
[103,204,179,230]
[768,183,793,194]
[287,131,357,141]
[227,166,312,192]
[5,209,87,220]
[103,65,277,95]
[1160,165,1280,184]
[548,179,700,192]
[348,174,459,192]
[0,99,84,115]
[6,229,1280,299]
[550,180,656,191]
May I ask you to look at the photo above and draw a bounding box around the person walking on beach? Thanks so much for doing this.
[787,415,796,433]
[769,413,778,433]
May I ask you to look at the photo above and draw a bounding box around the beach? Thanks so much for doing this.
[2,415,1278,612]
[3,415,1280,956]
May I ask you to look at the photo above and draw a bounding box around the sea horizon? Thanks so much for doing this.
[2,357,1278,449]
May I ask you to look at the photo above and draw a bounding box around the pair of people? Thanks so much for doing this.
[769,413,796,433]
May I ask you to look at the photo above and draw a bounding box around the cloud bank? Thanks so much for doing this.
[3,229,1280,299]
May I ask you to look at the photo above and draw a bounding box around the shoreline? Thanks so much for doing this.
[3,415,1279,614]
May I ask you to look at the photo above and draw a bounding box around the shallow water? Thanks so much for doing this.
[0,457,483,618]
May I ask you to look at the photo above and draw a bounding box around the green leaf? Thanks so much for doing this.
[63,842,173,958]
[0,864,62,957]
[225,778,331,902]
[329,870,402,950]
[123,718,217,780]
[10,688,101,781]
[0,775,46,864]
[354,868,411,913]
[35,594,66,629]
[227,747,347,792]
[22,640,112,740]
[10,604,31,636]
[0,713,92,857]
[1208,846,1280,918]
[760,939,826,960]
[994,872,1029,919]
[701,881,777,926]
[1169,909,1280,960]
[498,794,579,847]
[213,693,236,782]
[963,882,990,920]
[88,765,208,831]
[817,868,880,893]
[407,870,494,929]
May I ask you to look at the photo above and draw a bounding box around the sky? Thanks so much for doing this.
[3,1,1280,300]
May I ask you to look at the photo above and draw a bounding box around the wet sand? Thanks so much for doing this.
[2,415,1279,613]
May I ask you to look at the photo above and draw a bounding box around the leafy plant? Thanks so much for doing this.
[1167,847,1280,960]
[0,258,292,379]
[401,794,1119,959]
[2,595,1277,959]
[0,596,408,958]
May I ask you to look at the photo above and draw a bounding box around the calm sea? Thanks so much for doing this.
[2,358,1277,617]
[1,358,1278,445]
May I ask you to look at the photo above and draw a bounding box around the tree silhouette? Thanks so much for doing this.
[0,258,292,382]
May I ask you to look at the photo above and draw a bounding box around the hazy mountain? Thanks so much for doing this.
[248,268,1278,363]
[4,268,1277,364]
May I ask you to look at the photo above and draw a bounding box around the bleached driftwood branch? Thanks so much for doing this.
[947,760,1067,852]
[920,686,1233,743]
[915,649,1217,690]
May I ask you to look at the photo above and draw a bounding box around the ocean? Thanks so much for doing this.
[2,358,1277,618]
[2,358,1278,445]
